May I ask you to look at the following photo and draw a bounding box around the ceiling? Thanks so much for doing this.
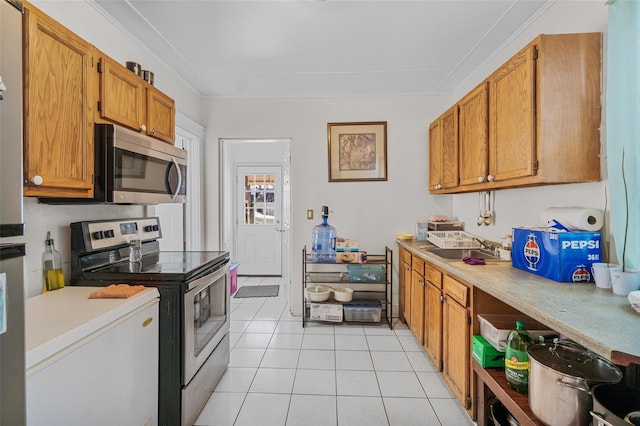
[92,0,551,99]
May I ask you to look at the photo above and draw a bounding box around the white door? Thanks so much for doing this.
[236,166,283,275]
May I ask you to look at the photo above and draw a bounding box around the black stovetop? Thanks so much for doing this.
[80,250,230,283]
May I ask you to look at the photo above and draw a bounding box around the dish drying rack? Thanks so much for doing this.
[427,231,482,249]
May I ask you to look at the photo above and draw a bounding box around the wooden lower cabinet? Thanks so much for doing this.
[410,256,426,345]
[442,274,471,411]
[397,247,474,418]
[399,248,412,324]
[424,279,443,371]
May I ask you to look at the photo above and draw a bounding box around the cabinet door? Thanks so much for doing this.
[23,5,95,198]
[402,259,412,326]
[442,293,470,409]
[98,56,145,132]
[147,86,175,143]
[459,82,489,187]
[424,281,443,370]
[489,44,536,182]
[428,119,442,191]
[410,269,425,345]
[440,106,459,189]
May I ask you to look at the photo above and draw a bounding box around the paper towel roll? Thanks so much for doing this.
[540,207,604,232]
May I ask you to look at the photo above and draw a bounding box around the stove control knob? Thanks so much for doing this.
[104,229,115,238]
[145,224,159,232]
[93,231,105,240]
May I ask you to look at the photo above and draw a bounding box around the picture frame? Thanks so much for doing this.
[327,121,387,182]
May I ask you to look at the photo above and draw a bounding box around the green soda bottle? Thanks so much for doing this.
[504,320,534,393]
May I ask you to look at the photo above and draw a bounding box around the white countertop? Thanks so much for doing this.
[398,239,640,363]
[25,286,160,371]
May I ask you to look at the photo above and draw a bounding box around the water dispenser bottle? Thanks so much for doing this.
[311,206,337,263]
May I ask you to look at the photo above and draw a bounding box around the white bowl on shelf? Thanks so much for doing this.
[333,287,354,302]
[305,286,332,302]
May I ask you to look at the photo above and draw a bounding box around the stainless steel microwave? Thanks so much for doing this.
[41,123,187,204]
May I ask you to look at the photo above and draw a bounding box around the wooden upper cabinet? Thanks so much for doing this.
[98,56,145,132]
[489,44,536,183]
[458,82,489,187]
[23,3,95,198]
[430,32,602,194]
[428,105,459,192]
[98,55,176,143]
[147,86,175,143]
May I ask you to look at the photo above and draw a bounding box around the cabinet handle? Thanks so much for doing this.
[142,317,153,327]
[435,183,442,190]
[31,175,43,186]
[487,174,495,182]
[150,129,156,135]
[140,124,147,132]
[477,176,485,183]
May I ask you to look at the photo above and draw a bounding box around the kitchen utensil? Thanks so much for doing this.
[592,262,614,289]
[528,341,622,426]
[591,383,640,426]
[305,285,332,302]
[611,269,640,296]
[125,61,142,76]
[333,287,353,302]
[142,69,154,85]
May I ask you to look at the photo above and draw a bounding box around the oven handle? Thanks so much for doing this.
[186,264,229,293]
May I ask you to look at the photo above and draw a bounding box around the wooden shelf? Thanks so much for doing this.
[473,360,545,426]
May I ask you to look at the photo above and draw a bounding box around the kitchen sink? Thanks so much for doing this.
[421,247,505,262]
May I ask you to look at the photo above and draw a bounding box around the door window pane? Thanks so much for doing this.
[244,174,276,225]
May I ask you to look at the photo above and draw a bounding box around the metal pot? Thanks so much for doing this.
[528,341,623,426]
[591,383,640,426]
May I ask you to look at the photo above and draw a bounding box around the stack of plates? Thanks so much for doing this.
[396,233,413,240]
[629,291,640,314]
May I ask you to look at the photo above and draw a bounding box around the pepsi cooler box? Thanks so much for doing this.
[512,227,601,283]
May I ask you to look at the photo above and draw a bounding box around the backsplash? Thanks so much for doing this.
[22,197,145,297]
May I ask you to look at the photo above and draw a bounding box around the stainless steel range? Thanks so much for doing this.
[70,217,230,426]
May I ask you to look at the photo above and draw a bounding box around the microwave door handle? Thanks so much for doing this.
[169,157,182,200]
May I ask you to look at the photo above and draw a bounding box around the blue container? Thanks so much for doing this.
[347,265,385,283]
[511,228,601,283]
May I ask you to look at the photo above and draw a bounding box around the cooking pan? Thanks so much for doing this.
[591,382,640,426]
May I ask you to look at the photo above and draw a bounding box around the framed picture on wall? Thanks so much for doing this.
[327,121,388,182]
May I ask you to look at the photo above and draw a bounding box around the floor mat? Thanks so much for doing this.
[234,285,280,298]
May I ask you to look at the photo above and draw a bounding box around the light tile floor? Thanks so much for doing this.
[194,276,475,426]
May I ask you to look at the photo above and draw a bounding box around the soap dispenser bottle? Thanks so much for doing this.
[42,231,65,292]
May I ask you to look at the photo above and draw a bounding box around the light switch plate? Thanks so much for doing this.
[307,209,314,220]
[0,273,6,335]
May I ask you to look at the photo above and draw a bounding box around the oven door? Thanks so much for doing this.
[183,265,229,385]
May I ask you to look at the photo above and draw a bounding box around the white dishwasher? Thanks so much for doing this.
[25,286,160,426]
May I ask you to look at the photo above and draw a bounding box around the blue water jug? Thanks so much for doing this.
[311,206,337,263]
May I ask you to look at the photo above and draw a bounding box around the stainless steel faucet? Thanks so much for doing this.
[473,237,502,256]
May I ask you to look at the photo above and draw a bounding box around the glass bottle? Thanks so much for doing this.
[42,231,65,292]
[505,320,534,393]
[129,232,142,263]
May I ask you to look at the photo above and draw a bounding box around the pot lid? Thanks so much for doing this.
[528,341,623,383]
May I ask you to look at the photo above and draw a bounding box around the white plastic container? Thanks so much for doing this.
[477,314,555,351]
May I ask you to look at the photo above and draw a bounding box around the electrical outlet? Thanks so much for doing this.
[307,209,314,220]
